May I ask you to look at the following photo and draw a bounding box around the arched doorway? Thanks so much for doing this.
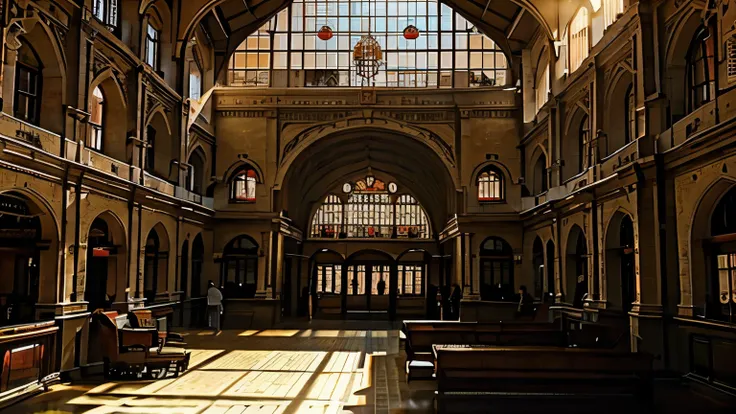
[344,250,396,316]
[85,216,124,312]
[708,186,736,322]
[0,192,43,325]
[605,213,636,312]
[144,224,170,303]
[180,240,189,296]
[220,235,259,298]
[309,249,345,318]
[532,237,544,300]
[191,234,204,298]
[479,237,514,301]
[566,225,588,308]
[397,249,431,318]
[546,240,556,302]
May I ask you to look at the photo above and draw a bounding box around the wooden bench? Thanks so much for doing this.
[402,321,564,381]
[434,345,653,410]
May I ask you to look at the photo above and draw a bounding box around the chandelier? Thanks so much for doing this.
[353,0,383,82]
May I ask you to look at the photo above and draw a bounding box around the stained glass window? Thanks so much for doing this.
[229,0,508,88]
[309,177,430,238]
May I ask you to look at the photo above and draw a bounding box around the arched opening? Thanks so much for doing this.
[309,249,345,318]
[0,193,43,325]
[562,111,588,182]
[344,250,396,315]
[605,212,636,312]
[604,72,634,157]
[707,186,736,322]
[686,25,715,113]
[532,152,548,195]
[180,240,189,297]
[191,234,204,298]
[145,112,174,180]
[220,235,259,298]
[187,148,206,195]
[144,223,170,303]
[85,214,125,312]
[229,164,258,203]
[566,225,588,308]
[89,76,128,162]
[479,237,514,301]
[12,27,65,133]
[546,240,556,302]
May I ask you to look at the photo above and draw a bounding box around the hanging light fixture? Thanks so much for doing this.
[403,24,419,40]
[353,0,383,82]
[317,0,333,40]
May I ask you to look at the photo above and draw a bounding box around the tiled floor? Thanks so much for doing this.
[6,320,736,413]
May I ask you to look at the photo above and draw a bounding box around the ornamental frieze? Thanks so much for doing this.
[376,111,454,123]
[220,110,276,118]
[459,109,514,118]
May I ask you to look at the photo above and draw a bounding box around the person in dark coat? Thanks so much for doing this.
[516,285,535,316]
[450,284,463,320]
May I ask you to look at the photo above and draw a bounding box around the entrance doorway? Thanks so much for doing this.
[345,264,392,313]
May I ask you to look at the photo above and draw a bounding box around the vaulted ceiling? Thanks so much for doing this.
[181,0,552,78]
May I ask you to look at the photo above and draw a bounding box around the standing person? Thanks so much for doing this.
[377,278,386,295]
[207,280,223,334]
[450,284,463,320]
[516,285,535,317]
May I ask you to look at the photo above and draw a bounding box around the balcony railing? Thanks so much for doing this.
[143,172,176,196]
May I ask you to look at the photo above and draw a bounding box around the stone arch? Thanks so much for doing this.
[564,224,588,307]
[0,188,60,311]
[562,106,589,182]
[687,176,736,314]
[664,7,707,122]
[89,70,129,162]
[529,144,549,195]
[223,159,264,184]
[274,118,458,190]
[84,211,127,311]
[11,19,67,133]
[143,222,171,302]
[145,109,175,180]
[603,68,634,158]
[604,209,636,311]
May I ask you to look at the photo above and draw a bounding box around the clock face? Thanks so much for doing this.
[388,182,398,194]
[342,182,353,193]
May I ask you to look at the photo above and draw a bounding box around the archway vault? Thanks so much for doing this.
[281,126,457,235]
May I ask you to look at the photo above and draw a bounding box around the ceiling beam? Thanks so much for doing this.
[213,6,232,38]
[506,8,525,39]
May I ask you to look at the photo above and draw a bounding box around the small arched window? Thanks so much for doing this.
[477,167,504,202]
[569,8,589,73]
[145,22,161,69]
[625,85,636,144]
[230,167,258,202]
[14,42,42,125]
[579,115,589,173]
[90,87,104,151]
[687,26,715,112]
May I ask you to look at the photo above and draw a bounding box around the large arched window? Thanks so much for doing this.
[229,166,258,202]
[228,0,509,88]
[569,8,589,73]
[310,178,430,239]
[710,187,736,322]
[477,166,504,201]
[90,86,104,151]
[312,195,343,238]
[603,0,624,28]
[687,26,715,112]
[479,237,514,301]
[535,63,549,115]
[220,235,259,298]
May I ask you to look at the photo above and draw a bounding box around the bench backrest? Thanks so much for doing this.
[436,347,653,374]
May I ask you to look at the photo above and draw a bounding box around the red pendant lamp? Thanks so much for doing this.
[403,25,419,40]
[317,0,333,41]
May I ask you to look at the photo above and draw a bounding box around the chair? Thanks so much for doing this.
[93,310,190,379]
[129,309,186,347]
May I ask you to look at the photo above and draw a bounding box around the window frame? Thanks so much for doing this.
[316,264,342,294]
[145,23,161,70]
[568,7,590,73]
[92,0,119,29]
[89,86,105,152]
[477,166,505,203]
[686,25,715,113]
[229,166,258,203]
[398,263,424,296]
[14,62,42,125]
